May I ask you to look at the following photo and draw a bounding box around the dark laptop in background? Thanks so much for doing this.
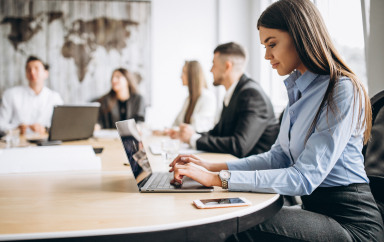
[28,103,100,145]
[115,119,213,193]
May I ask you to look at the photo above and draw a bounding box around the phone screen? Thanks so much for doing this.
[200,197,245,205]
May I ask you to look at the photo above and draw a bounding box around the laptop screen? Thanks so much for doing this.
[116,119,152,184]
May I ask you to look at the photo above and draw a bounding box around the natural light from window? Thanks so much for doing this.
[259,0,366,114]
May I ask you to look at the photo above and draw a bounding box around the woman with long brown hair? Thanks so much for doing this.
[97,68,145,128]
[169,0,383,240]
[154,60,216,136]
[172,60,216,132]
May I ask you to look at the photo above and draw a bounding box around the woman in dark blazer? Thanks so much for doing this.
[96,68,145,129]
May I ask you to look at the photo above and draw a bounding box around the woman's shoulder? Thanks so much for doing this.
[130,93,145,101]
[329,76,357,104]
[128,93,146,107]
[335,76,354,93]
[316,74,354,93]
[96,92,112,103]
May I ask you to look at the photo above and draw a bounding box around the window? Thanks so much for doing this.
[259,0,367,114]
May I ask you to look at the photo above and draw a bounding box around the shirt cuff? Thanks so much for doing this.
[189,133,202,149]
[228,170,275,193]
[228,171,256,191]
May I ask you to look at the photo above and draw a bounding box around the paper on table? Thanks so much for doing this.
[93,129,119,139]
[149,142,204,155]
[0,145,101,174]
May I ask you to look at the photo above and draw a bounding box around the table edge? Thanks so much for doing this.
[0,194,281,241]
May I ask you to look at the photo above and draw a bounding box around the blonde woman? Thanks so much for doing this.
[172,60,216,132]
[154,61,216,136]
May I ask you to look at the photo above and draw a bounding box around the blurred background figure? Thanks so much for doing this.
[0,56,63,135]
[96,68,146,129]
[175,42,279,158]
[173,60,216,131]
[154,60,216,136]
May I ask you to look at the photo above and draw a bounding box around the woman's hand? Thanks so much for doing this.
[168,129,179,139]
[152,128,179,138]
[152,129,164,136]
[169,154,208,172]
[170,161,221,187]
[178,124,194,143]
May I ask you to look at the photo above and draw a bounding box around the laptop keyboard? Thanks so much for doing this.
[147,172,176,189]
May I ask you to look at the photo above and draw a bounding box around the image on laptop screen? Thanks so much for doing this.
[116,120,152,184]
[116,119,213,193]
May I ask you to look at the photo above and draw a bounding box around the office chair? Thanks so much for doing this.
[363,89,384,223]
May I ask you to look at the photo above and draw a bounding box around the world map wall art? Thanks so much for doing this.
[0,0,151,104]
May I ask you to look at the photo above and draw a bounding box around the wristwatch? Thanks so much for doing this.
[219,170,231,189]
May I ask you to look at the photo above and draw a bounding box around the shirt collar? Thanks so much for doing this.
[26,85,46,96]
[284,70,319,94]
[223,79,239,107]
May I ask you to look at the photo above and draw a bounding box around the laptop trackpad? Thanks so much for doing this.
[181,177,213,190]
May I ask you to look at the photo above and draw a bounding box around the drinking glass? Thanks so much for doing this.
[161,138,180,164]
[5,128,20,148]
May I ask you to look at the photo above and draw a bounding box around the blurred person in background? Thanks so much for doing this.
[96,68,145,129]
[154,60,216,136]
[0,56,63,135]
[174,42,279,158]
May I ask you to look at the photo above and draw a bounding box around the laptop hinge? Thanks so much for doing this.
[137,174,152,190]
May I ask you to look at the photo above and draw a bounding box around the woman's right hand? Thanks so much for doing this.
[169,154,208,172]
[152,128,176,137]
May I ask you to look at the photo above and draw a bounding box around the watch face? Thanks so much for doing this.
[220,170,230,179]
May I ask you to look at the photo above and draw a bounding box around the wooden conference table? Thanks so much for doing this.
[0,133,283,242]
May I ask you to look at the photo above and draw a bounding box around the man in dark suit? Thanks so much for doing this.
[176,42,279,158]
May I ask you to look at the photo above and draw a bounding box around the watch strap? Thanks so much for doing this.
[221,179,228,189]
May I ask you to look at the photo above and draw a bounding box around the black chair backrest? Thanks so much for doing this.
[363,89,384,222]
[363,89,384,177]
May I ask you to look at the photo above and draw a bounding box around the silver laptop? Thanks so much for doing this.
[115,119,213,193]
[28,103,100,145]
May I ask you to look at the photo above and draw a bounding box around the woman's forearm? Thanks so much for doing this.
[206,162,228,172]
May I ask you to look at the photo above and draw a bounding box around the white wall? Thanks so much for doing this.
[366,0,384,97]
[148,0,263,129]
[148,0,217,129]
[149,0,384,129]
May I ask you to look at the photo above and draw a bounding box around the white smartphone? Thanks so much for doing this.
[193,197,251,209]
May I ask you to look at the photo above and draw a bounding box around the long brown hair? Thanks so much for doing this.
[105,68,139,114]
[257,0,371,144]
[184,61,207,124]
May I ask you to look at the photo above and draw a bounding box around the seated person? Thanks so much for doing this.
[0,56,63,135]
[170,1,384,240]
[175,42,279,158]
[154,60,216,135]
[96,68,145,129]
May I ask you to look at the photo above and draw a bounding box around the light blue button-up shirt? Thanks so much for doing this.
[227,70,368,196]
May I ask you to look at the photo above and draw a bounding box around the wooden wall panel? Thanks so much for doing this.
[0,0,151,104]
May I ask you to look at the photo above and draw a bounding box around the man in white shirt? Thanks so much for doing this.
[0,56,63,134]
[174,42,279,158]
